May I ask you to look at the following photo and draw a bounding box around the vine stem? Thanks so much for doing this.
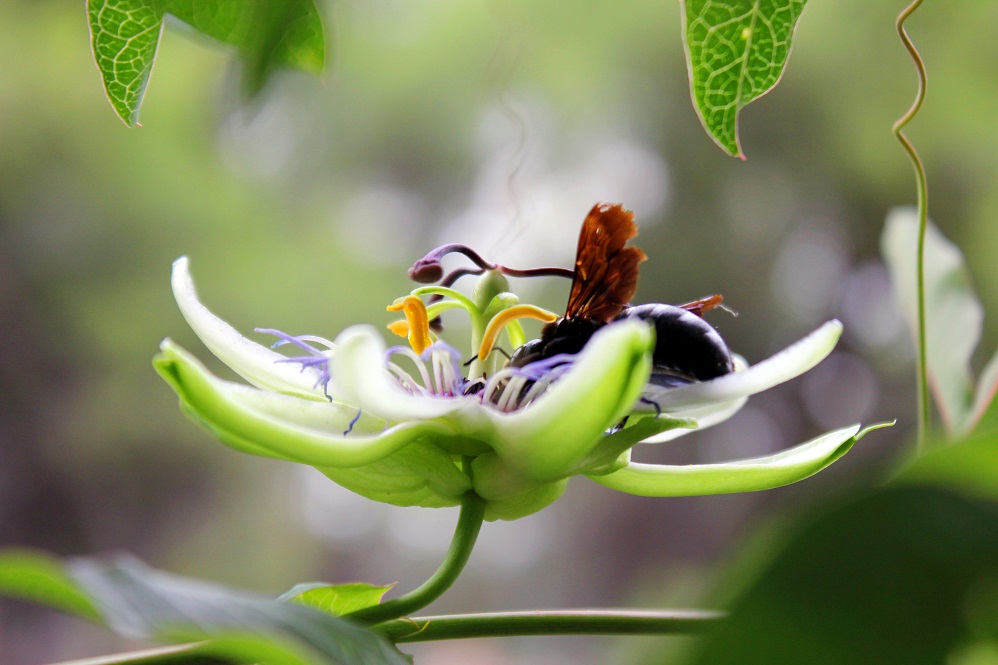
[345,486,486,625]
[892,0,931,453]
[374,609,724,642]
[47,609,725,664]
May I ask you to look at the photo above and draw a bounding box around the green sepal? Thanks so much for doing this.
[156,340,474,508]
[156,340,450,466]
[573,416,697,476]
[590,423,889,497]
[317,441,472,509]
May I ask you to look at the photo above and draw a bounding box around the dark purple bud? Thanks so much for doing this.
[409,261,444,283]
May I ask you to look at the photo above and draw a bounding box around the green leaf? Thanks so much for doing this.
[165,0,326,98]
[63,555,408,665]
[682,431,998,665]
[281,582,394,617]
[686,486,998,665]
[87,0,164,126]
[881,207,998,437]
[87,0,325,126]
[897,427,998,502]
[0,549,101,621]
[680,0,808,158]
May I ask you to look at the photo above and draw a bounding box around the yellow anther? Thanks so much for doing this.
[387,296,433,354]
[387,320,410,338]
[478,305,558,361]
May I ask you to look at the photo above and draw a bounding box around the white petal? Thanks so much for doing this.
[171,257,328,400]
[333,325,481,422]
[639,397,747,443]
[643,320,842,413]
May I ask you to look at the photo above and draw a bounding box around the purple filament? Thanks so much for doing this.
[255,328,333,400]
[344,409,362,436]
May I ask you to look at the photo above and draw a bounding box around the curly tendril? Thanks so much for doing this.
[893,0,930,452]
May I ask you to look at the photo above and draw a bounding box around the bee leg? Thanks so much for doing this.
[610,415,630,433]
[464,347,510,366]
[639,396,663,418]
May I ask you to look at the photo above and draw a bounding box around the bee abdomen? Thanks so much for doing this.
[616,303,734,384]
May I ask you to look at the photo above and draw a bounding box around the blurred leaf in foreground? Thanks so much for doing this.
[680,0,808,159]
[882,207,998,438]
[0,550,101,622]
[0,552,407,665]
[87,0,326,126]
[685,429,998,665]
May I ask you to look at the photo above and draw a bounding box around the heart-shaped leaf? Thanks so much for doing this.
[680,0,808,158]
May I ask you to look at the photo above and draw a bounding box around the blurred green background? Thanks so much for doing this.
[1,1,997,662]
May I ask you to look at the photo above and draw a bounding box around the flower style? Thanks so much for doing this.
[155,256,875,521]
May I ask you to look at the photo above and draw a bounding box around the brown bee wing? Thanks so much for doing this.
[565,203,647,322]
[679,294,724,318]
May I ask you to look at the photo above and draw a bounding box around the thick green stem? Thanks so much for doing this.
[346,488,486,625]
[893,0,931,453]
[374,609,724,643]
[48,609,723,664]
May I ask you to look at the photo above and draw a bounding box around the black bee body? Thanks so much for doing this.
[507,317,604,369]
[509,304,734,387]
[616,303,734,386]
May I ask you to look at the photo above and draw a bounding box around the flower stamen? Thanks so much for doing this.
[386,346,434,393]
[387,296,434,354]
[480,352,578,411]
[477,305,558,361]
[385,342,467,397]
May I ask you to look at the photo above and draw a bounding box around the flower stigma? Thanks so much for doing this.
[477,305,559,362]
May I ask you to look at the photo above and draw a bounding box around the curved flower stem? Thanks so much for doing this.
[893,0,931,453]
[374,609,725,643]
[346,487,486,625]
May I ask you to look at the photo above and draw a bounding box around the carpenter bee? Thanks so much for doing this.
[507,203,735,388]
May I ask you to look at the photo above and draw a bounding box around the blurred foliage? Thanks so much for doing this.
[883,209,998,439]
[682,430,998,665]
[1,0,997,663]
[0,551,406,664]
